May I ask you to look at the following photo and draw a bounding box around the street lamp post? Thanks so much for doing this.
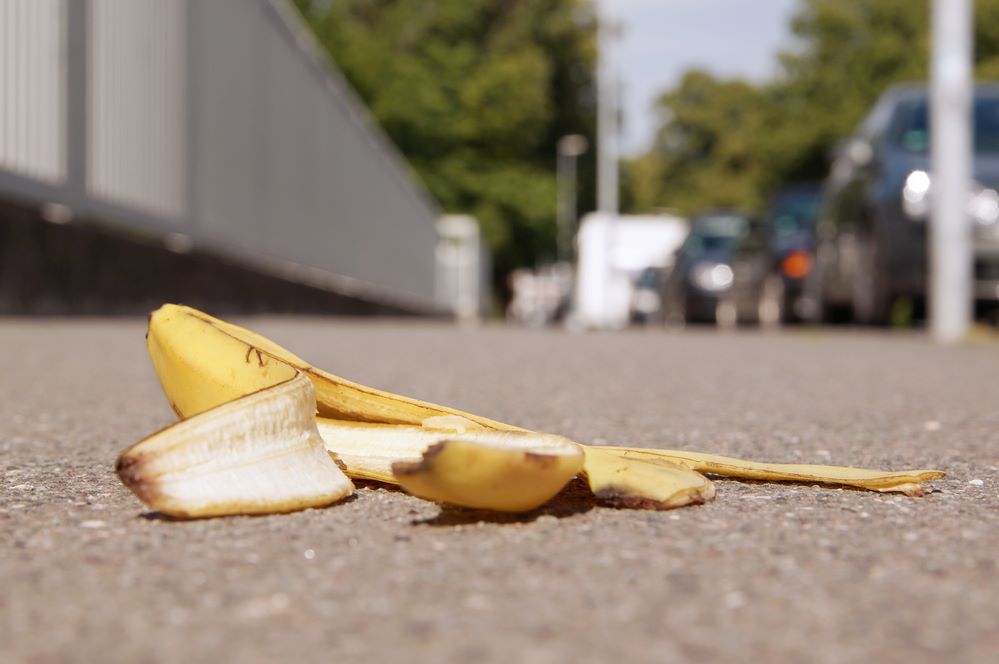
[597,16,619,216]
[556,134,589,263]
[930,0,973,343]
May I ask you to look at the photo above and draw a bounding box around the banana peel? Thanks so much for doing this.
[602,447,944,496]
[582,446,716,509]
[162,304,519,429]
[116,304,946,518]
[393,435,583,512]
[135,305,584,516]
[116,374,353,518]
[316,417,583,510]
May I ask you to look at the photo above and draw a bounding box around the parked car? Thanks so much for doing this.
[660,211,750,325]
[808,83,999,324]
[727,184,824,326]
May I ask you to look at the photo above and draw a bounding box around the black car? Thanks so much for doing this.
[808,83,999,324]
[727,185,823,326]
[660,211,749,325]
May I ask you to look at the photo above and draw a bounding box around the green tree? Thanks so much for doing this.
[294,0,597,287]
[625,70,766,216]
[626,0,999,216]
[761,0,930,187]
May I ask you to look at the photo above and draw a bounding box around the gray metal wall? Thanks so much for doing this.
[0,0,64,184]
[0,0,440,310]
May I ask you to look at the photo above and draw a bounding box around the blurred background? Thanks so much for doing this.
[0,0,996,337]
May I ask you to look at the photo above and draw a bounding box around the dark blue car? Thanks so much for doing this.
[727,185,824,326]
[660,211,749,325]
[808,84,999,324]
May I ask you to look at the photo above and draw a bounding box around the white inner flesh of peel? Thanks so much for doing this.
[133,375,352,512]
[318,422,579,456]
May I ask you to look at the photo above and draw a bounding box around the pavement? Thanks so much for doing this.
[1,317,997,663]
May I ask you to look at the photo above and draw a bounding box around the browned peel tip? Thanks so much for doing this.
[328,452,349,474]
[392,442,446,477]
[115,454,159,504]
[115,453,136,477]
[390,459,424,477]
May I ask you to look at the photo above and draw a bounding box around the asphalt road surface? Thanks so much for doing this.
[2,318,997,663]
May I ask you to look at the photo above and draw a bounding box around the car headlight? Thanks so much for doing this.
[969,186,999,227]
[901,169,999,227]
[690,262,733,291]
[902,169,931,219]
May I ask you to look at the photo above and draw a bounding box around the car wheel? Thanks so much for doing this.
[758,273,785,330]
[852,233,893,326]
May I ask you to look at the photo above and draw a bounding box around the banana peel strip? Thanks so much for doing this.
[119,304,946,518]
[602,447,945,496]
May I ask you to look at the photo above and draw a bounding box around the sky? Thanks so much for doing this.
[598,0,801,156]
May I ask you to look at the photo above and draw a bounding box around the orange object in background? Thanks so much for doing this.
[782,251,812,279]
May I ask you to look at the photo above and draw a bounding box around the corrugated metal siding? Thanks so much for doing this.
[189,0,266,250]
[188,0,438,301]
[0,0,65,183]
[0,0,440,308]
[89,0,185,219]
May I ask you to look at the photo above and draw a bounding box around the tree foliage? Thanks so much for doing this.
[293,0,597,284]
[625,71,767,214]
[626,0,999,217]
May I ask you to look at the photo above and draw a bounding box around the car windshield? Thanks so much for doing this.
[683,215,747,254]
[891,94,999,154]
[770,189,822,235]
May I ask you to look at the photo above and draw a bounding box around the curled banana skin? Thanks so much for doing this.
[117,304,945,518]
[116,374,354,518]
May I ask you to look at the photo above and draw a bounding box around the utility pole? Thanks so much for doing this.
[930,0,973,343]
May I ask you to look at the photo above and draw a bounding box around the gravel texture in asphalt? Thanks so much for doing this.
[1,318,997,663]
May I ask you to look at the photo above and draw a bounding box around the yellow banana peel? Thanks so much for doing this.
[165,305,519,429]
[602,447,944,496]
[116,374,353,518]
[115,304,946,518]
[581,446,716,509]
[393,435,583,512]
